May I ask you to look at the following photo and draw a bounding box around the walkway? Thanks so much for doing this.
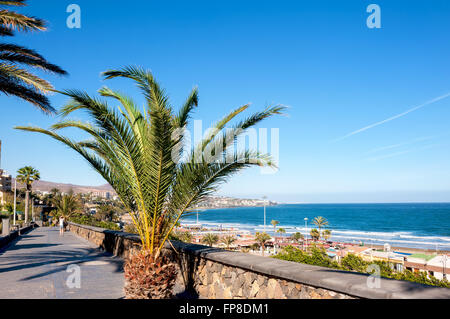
[0,227,124,299]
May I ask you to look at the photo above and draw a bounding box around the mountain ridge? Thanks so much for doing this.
[12,179,115,194]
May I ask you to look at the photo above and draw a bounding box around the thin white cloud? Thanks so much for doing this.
[365,135,436,154]
[333,92,450,142]
[366,143,442,161]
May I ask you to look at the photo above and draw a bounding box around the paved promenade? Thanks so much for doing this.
[0,227,124,299]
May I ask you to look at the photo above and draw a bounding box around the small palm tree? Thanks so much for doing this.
[310,228,320,241]
[16,66,284,298]
[179,231,193,243]
[202,233,219,247]
[221,235,236,250]
[313,216,328,239]
[16,166,39,223]
[95,204,118,222]
[291,232,304,243]
[171,231,193,243]
[51,190,81,221]
[271,220,279,233]
[2,202,13,214]
[323,229,332,241]
[255,232,271,256]
[276,227,286,241]
[0,0,67,113]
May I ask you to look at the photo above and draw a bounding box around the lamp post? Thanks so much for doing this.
[443,255,447,280]
[263,196,267,232]
[304,217,308,250]
[13,179,16,226]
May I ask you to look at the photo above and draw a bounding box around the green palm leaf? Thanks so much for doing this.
[0,1,67,113]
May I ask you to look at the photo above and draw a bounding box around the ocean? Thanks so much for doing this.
[182,203,450,250]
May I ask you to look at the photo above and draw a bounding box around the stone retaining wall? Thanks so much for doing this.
[0,223,36,250]
[68,222,450,299]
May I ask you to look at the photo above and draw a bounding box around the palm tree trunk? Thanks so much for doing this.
[25,190,29,223]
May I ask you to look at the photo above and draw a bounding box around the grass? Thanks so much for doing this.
[408,253,436,261]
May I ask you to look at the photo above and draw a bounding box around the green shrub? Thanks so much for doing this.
[123,223,138,234]
[70,214,120,231]
[340,253,369,273]
[274,245,339,269]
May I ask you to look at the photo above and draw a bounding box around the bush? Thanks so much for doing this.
[123,223,138,234]
[340,253,368,273]
[170,230,193,243]
[70,214,120,231]
[274,245,339,269]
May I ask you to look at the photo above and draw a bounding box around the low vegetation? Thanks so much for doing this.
[274,245,450,288]
[70,214,120,231]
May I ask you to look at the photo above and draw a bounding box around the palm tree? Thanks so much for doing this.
[291,232,304,243]
[271,220,279,233]
[171,230,193,243]
[202,233,219,247]
[51,190,81,221]
[179,231,193,243]
[0,0,67,113]
[276,227,286,242]
[95,204,118,222]
[221,235,236,250]
[323,229,332,242]
[313,216,328,240]
[310,228,320,241]
[16,166,39,223]
[255,232,271,256]
[41,187,60,206]
[15,65,285,299]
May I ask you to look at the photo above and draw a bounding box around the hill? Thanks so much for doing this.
[13,179,115,195]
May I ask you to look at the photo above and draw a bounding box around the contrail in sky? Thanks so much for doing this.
[333,92,450,142]
[365,135,436,154]
[366,143,443,161]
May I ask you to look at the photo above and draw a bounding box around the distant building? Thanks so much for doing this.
[335,246,406,272]
[91,191,112,199]
[0,169,12,205]
[405,254,450,280]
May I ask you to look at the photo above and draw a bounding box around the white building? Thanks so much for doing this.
[426,255,449,280]
[0,169,12,205]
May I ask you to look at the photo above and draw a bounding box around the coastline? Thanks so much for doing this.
[181,202,450,253]
[190,204,278,211]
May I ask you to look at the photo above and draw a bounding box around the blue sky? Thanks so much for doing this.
[1,0,450,203]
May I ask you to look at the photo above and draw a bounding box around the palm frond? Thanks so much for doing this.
[0,3,67,113]
[0,76,53,112]
[0,9,45,32]
[0,63,52,92]
[0,25,12,36]
[0,1,27,7]
[173,86,198,128]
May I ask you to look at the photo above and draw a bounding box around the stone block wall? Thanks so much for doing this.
[0,223,36,250]
[188,259,351,299]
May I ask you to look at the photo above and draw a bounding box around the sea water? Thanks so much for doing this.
[182,203,450,250]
